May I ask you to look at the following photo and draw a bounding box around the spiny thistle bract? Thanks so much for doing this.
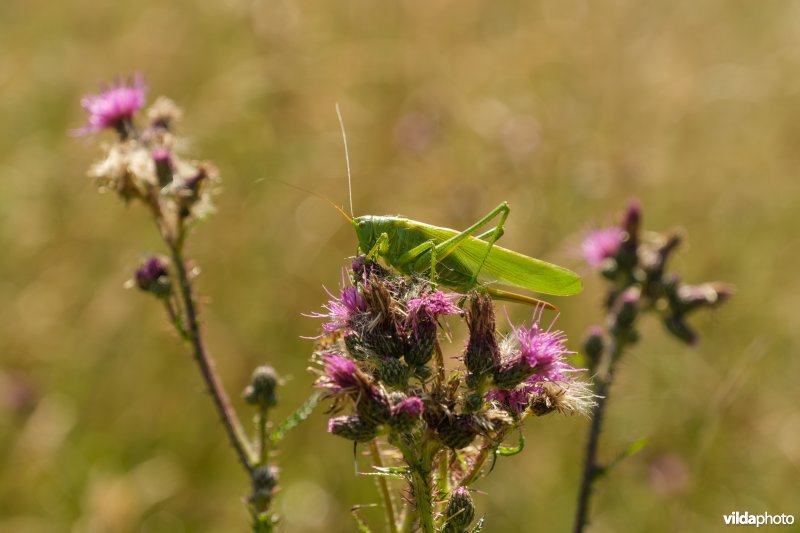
[311,256,595,531]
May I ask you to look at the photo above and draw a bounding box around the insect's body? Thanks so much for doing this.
[353,211,582,305]
[329,107,580,307]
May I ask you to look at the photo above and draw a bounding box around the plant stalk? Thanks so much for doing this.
[573,337,623,533]
[169,243,256,472]
[369,440,399,533]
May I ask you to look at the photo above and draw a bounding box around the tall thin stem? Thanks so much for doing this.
[369,440,399,533]
[573,337,623,533]
[169,243,256,472]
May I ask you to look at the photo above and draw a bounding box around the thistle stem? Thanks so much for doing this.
[435,448,450,523]
[573,336,623,533]
[257,408,269,466]
[369,440,399,533]
[168,243,256,472]
[411,466,435,533]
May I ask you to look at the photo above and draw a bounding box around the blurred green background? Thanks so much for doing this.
[1,0,798,531]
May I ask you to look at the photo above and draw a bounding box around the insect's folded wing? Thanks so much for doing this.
[459,237,583,296]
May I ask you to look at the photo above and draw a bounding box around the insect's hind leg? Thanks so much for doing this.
[432,202,511,289]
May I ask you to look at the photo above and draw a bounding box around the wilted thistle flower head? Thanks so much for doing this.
[77,75,146,136]
[79,75,219,239]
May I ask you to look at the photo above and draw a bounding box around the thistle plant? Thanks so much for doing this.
[77,76,317,532]
[311,258,596,532]
[573,201,733,533]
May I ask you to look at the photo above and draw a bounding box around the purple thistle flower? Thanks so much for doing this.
[513,316,575,381]
[581,227,623,267]
[489,310,580,414]
[316,353,360,393]
[392,396,424,417]
[77,75,147,135]
[406,290,461,334]
[310,277,367,334]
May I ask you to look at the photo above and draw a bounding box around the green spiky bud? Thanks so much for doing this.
[377,357,408,388]
[436,414,478,450]
[243,365,279,409]
[405,319,436,366]
[327,415,378,442]
[356,386,392,425]
[443,487,475,533]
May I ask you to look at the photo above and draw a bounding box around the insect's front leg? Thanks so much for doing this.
[365,232,390,263]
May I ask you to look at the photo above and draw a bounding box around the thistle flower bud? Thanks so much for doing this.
[675,282,734,314]
[377,356,408,388]
[621,199,641,242]
[615,200,641,272]
[360,278,407,358]
[249,465,279,510]
[414,364,433,381]
[152,148,173,187]
[343,332,370,360]
[356,386,392,426]
[663,315,698,345]
[406,289,460,365]
[405,319,437,367]
[443,487,475,533]
[243,365,279,409]
[611,287,639,333]
[463,391,484,413]
[327,415,378,442]
[492,358,534,389]
[134,256,171,298]
[583,326,605,372]
[389,396,424,433]
[436,414,478,450]
[464,292,499,382]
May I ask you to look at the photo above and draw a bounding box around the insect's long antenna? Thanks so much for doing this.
[269,179,353,224]
[335,102,354,217]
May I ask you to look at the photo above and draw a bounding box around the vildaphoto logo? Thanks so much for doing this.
[723,512,795,527]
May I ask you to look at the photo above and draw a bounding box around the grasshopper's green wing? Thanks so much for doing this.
[420,225,582,296]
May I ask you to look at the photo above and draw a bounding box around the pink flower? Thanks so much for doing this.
[406,290,461,334]
[513,316,575,382]
[489,310,580,414]
[316,353,360,393]
[581,227,623,267]
[77,75,146,134]
[310,279,367,335]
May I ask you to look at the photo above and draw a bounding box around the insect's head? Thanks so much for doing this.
[353,215,376,252]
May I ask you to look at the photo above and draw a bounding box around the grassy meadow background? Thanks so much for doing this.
[1,0,798,531]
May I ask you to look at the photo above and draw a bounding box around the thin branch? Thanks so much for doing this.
[573,337,623,533]
[169,243,256,472]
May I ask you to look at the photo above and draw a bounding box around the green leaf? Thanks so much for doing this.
[496,431,525,457]
[269,391,321,444]
[350,505,376,533]
[598,437,648,479]
[361,466,410,480]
